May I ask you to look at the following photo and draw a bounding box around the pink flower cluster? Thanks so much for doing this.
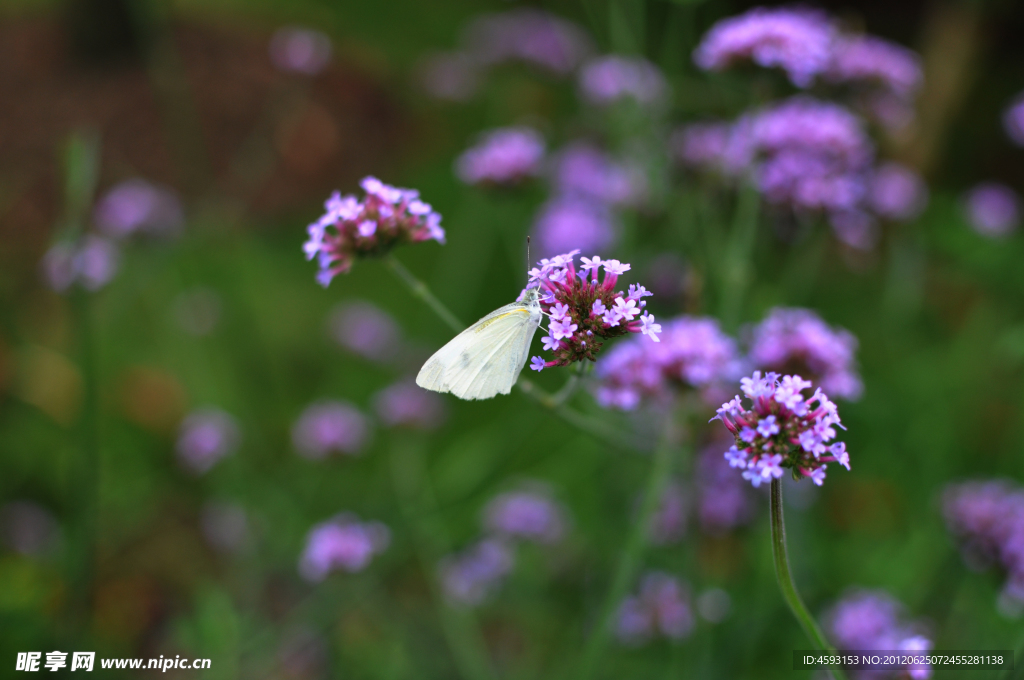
[615,572,694,645]
[527,251,661,372]
[303,177,445,286]
[713,371,849,487]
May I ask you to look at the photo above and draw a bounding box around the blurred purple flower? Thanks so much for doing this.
[176,408,240,474]
[748,307,862,401]
[298,513,389,581]
[826,589,933,679]
[0,501,59,557]
[672,122,733,171]
[615,572,694,645]
[1003,93,1024,147]
[200,501,249,554]
[373,379,446,430]
[695,440,753,533]
[41,236,120,293]
[943,480,1024,605]
[439,538,515,607]
[593,316,741,410]
[328,300,402,363]
[304,177,444,285]
[827,35,923,100]
[531,197,617,259]
[579,55,667,107]
[292,401,370,460]
[483,484,567,544]
[693,7,836,88]
[463,9,591,76]
[964,183,1020,237]
[93,179,184,238]
[455,127,546,186]
[269,27,332,75]
[868,162,928,221]
[551,142,642,206]
[830,210,879,251]
[649,481,688,545]
[418,52,481,102]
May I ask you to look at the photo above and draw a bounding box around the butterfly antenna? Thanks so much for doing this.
[525,236,531,287]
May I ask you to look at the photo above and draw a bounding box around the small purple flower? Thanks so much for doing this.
[531,197,617,260]
[439,538,515,606]
[530,356,546,372]
[483,484,568,544]
[551,142,643,207]
[200,501,249,554]
[298,513,390,582]
[176,408,241,474]
[826,35,923,100]
[615,572,694,645]
[328,300,402,363]
[672,122,734,171]
[463,9,591,76]
[747,307,862,401]
[93,179,184,238]
[0,501,59,557]
[1003,93,1024,147]
[455,127,546,186]
[868,162,928,221]
[579,55,667,107]
[693,7,836,88]
[41,236,120,293]
[964,183,1020,237]
[292,401,370,460]
[269,27,332,75]
[303,177,444,285]
[712,371,849,488]
[418,52,481,102]
[373,380,446,430]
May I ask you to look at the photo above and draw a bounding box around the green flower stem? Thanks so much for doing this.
[386,254,464,334]
[770,479,847,680]
[389,437,497,680]
[575,431,679,680]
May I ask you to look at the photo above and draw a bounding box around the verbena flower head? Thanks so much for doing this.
[482,484,567,544]
[964,183,1020,237]
[593,316,741,410]
[712,371,849,488]
[696,439,754,533]
[176,408,240,474]
[943,480,1024,604]
[673,122,735,172]
[455,127,546,186]
[41,236,120,293]
[93,179,184,238]
[868,162,928,222]
[0,501,59,557]
[303,177,444,286]
[693,7,836,88]
[527,251,660,371]
[748,307,862,400]
[578,55,668,106]
[269,27,332,75]
[200,501,249,554]
[825,589,934,679]
[1003,93,1024,146]
[373,379,446,430]
[328,300,402,363]
[531,197,617,259]
[439,538,515,607]
[292,401,370,460]
[826,35,923,100]
[464,9,591,76]
[615,572,694,645]
[298,513,390,582]
[551,142,641,206]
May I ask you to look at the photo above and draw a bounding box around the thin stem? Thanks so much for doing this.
[770,479,847,680]
[575,432,679,680]
[385,254,464,333]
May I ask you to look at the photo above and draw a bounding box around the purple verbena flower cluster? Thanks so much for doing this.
[292,401,370,460]
[41,236,120,293]
[826,589,933,680]
[328,300,402,363]
[748,307,862,401]
[439,538,515,607]
[176,408,241,474]
[615,572,694,645]
[303,177,444,286]
[713,371,849,488]
[867,162,928,222]
[963,183,1020,237]
[550,142,641,207]
[578,55,668,107]
[943,480,1024,604]
[483,485,568,544]
[93,179,184,238]
[1003,92,1024,147]
[527,251,660,372]
[826,35,922,100]
[593,316,741,410]
[531,197,616,260]
[298,513,390,582]
[373,379,446,430]
[455,126,546,186]
[695,439,754,533]
[463,9,591,76]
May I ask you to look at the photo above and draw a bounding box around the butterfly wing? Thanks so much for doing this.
[416,303,540,400]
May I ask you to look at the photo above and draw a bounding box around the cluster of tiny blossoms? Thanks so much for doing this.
[303,177,445,286]
[527,250,661,372]
[713,371,849,488]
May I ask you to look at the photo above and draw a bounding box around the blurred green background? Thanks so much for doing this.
[1,0,1023,678]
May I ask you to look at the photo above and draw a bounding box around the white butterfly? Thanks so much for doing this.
[416,288,543,400]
